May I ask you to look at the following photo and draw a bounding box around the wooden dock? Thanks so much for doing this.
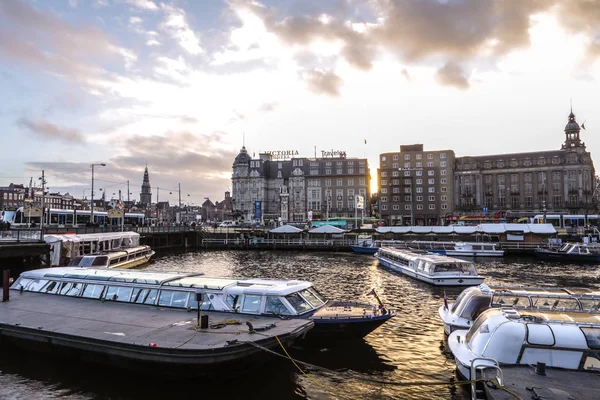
[0,291,313,374]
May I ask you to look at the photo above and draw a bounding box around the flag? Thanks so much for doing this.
[443,290,449,310]
[581,122,586,130]
[27,177,33,201]
[364,139,367,144]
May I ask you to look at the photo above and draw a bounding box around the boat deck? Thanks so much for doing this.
[482,366,600,399]
[0,291,312,367]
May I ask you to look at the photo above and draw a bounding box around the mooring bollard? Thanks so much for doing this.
[2,270,10,302]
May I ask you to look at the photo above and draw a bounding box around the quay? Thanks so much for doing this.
[0,288,313,375]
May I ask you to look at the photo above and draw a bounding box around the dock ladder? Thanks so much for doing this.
[470,357,503,400]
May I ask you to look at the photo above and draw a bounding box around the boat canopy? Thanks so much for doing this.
[44,232,141,266]
[376,223,556,235]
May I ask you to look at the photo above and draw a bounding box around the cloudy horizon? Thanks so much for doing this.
[1,0,600,205]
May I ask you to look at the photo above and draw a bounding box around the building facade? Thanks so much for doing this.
[0,184,26,210]
[378,144,455,225]
[231,147,370,225]
[454,110,595,219]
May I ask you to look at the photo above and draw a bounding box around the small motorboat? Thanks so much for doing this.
[351,240,380,254]
[534,242,600,263]
[67,245,155,269]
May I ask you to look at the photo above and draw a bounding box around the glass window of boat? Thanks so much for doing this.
[58,282,74,295]
[25,278,48,292]
[242,295,262,313]
[42,280,60,294]
[171,291,188,308]
[466,310,497,342]
[158,290,175,306]
[265,296,292,315]
[285,293,313,314]
[105,286,133,302]
[578,299,600,312]
[226,294,240,310]
[491,295,528,308]
[143,289,158,305]
[82,284,105,299]
[308,286,328,303]
[65,282,84,297]
[300,289,325,307]
[581,328,600,349]
[582,353,600,371]
[459,295,491,320]
[92,256,109,267]
[186,293,213,310]
[69,256,83,266]
[451,287,478,313]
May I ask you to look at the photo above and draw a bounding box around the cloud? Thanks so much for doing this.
[435,62,470,90]
[160,3,203,55]
[258,101,279,112]
[69,0,78,8]
[129,16,142,24]
[0,0,136,83]
[303,69,343,96]
[401,68,411,82]
[125,0,158,11]
[17,118,86,143]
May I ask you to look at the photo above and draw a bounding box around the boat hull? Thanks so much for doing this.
[307,301,395,338]
[350,245,379,254]
[445,250,504,257]
[377,258,484,286]
[534,249,600,263]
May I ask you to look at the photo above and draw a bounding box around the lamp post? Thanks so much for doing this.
[90,163,106,226]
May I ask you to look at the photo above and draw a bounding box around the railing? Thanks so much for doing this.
[201,238,359,246]
[470,357,503,400]
[497,241,543,250]
[0,229,43,242]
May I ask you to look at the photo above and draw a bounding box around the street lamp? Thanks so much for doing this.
[90,163,106,226]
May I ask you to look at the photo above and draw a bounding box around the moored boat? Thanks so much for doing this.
[2,268,314,375]
[375,247,484,286]
[350,240,380,254]
[534,242,600,263]
[67,245,155,269]
[439,283,600,334]
[10,267,393,339]
[448,308,600,381]
[398,240,504,257]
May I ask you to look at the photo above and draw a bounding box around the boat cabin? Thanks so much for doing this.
[440,284,600,333]
[379,248,479,276]
[449,308,600,378]
[67,245,155,269]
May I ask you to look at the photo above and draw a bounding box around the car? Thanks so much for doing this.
[218,220,237,228]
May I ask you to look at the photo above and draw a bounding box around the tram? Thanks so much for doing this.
[531,214,600,228]
[5,207,145,227]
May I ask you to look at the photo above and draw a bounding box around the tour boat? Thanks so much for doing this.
[67,245,155,269]
[12,267,393,339]
[534,242,600,263]
[439,283,600,334]
[3,268,314,375]
[375,247,484,286]
[448,308,600,381]
[398,241,504,257]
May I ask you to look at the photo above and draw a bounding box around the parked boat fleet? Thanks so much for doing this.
[2,234,600,396]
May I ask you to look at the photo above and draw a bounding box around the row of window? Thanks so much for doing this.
[381,184,448,194]
[307,178,367,187]
[381,153,447,162]
[381,204,449,211]
[381,170,447,177]
[459,155,584,171]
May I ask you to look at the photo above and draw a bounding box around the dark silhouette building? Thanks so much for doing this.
[140,166,152,207]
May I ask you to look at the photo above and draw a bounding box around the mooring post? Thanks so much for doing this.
[2,270,10,302]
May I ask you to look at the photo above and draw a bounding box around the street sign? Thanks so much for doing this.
[355,195,365,210]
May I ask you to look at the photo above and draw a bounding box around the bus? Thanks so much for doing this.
[6,207,145,227]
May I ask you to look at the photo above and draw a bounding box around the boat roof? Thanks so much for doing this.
[485,308,600,326]
[478,283,600,298]
[380,247,474,264]
[17,267,312,295]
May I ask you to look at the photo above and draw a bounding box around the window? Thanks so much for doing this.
[381,172,387,177]
[392,171,399,177]
[348,178,354,185]
[441,178,447,184]
[393,155,399,161]
[381,196,387,202]
[429,204,435,210]
[428,170,434,176]
[416,187,423,193]
[381,188,388,194]
[359,178,365,185]
[427,162,434,167]
[392,163,399,169]
[416,162,422,168]
[393,204,400,210]
[404,154,410,160]
[82,284,105,299]
[337,179,343,186]
[405,204,411,210]
[381,180,388,186]
[417,204,423,210]
[403,195,409,201]
[392,188,399,193]
[405,179,412,185]
[278,162,282,169]
[440,162,447,167]
[242,295,262,313]
[428,187,435,193]
[348,168,354,174]
[404,162,410,168]
[416,154,422,160]
[440,153,446,159]
[285,293,313,313]
[416,179,422,185]
[393,179,399,185]
[427,154,433,159]
[381,205,387,210]
[381,156,387,162]
[336,169,343,174]
[428,178,435,184]
[416,170,422,176]
[325,179,331,186]
[441,170,447,175]
[416,196,423,201]
[441,195,447,201]
[429,195,435,201]
[326,168,331,175]
[441,204,448,210]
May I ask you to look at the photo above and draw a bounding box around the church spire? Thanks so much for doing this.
[140,166,152,206]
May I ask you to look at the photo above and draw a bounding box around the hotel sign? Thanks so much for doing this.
[107,209,124,218]
[264,150,299,160]
[321,150,346,158]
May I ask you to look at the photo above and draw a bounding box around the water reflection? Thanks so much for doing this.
[1,250,599,399]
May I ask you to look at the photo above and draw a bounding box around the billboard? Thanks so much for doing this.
[355,195,365,210]
[254,201,262,220]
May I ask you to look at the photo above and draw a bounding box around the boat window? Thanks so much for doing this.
[82,284,105,299]
[309,287,328,303]
[92,256,109,267]
[459,295,491,320]
[110,258,119,266]
[43,281,60,294]
[579,299,600,312]
[483,245,493,251]
[186,293,213,310]
[472,245,481,251]
[451,287,477,313]
[226,294,240,310]
[492,295,526,308]
[285,293,313,314]
[105,286,133,302]
[300,289,325,307]
[265,296,292,315]
[68,257,83,266]
[526,324,555,346]
[26,279,48,292]
[581,328,600,349]
[583,353,600,371]
[158,290,175,306]
[65,283,84,297]
[58,282,73,295]
[466,312,491,342]
[143,289,158,305]
[242,295,262,313]
[171,291,188,308]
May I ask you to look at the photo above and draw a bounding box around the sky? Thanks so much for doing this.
[1,0,600,206]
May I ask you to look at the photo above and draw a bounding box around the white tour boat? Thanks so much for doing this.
[375,247,484,286]
[448,308,600,381]
[396,241,504,257]
[439,283,600,334]
[13,267,394,339]
[67,245,155,269]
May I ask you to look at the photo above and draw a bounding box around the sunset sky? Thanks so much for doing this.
[1,0,600,205]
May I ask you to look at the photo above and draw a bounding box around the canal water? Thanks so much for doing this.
[1,251,599,400]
